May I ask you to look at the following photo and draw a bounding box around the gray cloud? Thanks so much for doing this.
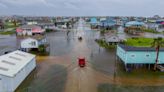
[0,0,163,16]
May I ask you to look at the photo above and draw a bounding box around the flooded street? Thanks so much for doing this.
[4,19,164,92]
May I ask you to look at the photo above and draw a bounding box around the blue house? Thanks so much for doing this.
[121,17,129,26]
[90,17,99,25]
[100,19,116,27]
[117,44,164,71]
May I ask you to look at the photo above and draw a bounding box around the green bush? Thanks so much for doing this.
[46,29,54,32]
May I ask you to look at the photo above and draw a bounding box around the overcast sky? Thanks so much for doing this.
[0,0,163,16]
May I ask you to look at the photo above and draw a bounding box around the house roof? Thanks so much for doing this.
[106,35,120,42]
[21,37,37,42]
[125,21,145,27]
[90,18,98,24]
[0,50,35,77]
[118,44,164,51]
[18,25,41,29]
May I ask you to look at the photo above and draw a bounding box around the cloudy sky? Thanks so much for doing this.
[0,0,163,16]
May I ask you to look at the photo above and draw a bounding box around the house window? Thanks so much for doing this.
[146,54,150,57]
[131,54,135,57]
[31,41,36,46]
[26,29,32,32]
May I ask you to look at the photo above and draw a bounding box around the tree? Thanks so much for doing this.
[13,20,17,27]
[38,45,46,52]
[152,37,164,71]
[66,22,70,29]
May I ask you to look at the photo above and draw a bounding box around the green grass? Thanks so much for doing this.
[124,38,156,47]
[0,31,15,35]
[29,50,49,56]
[143,29,159,34]
[4,22,20,28]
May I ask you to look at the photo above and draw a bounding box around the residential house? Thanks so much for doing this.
[16,25,45,36]
[105,34,125,45]
[125,21,145,35]
[90,17,99,29]
[20,37,47,52]
[146,19,164,32]
[100,18,117,30]
[117,44,164,71]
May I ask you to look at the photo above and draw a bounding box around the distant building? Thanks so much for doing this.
[0,50,36,92]
[146,19,164,32]
[100,18,117,30]
[153,15,161,19]
[117,44,164,71]
[16,25,45,36]
[125,21,145,35]
[90,17,99,29]
[125,21,145,27]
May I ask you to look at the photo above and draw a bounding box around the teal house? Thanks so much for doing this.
[90,17,99,25]
[90,17,99,29]
[117,44,164,71]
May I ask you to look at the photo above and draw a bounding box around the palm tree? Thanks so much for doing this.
[152,37,164,71]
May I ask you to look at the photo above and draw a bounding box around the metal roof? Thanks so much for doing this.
[125,21,145,27]
[0,50,35,77]
[18,25,41,29]
[118,44,164,51]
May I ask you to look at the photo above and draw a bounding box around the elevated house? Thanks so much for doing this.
[105,34,125,45]
[20,36,47,52]
[16,25,45,36]
[146,19,164,32]
[125,21,145,35]
[155,20,164,32]
[0,50,36,92]
[90,17,99,29]
[117,44,164,71]
[100,18,117,30]
[121,17,129,27]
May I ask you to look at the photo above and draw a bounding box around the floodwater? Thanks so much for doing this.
[0,35,17,55]
[1,19,164,92]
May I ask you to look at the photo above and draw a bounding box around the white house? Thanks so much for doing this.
[16,25,45,36]
[20,37,47,51]
[21,38,39,49]
[105,34,126,45]
[0,50,36,92]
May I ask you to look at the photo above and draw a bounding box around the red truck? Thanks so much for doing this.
[78,58,86,67]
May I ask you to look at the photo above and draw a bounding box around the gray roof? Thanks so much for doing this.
[118,44,164,51]
[19,25,41,29]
